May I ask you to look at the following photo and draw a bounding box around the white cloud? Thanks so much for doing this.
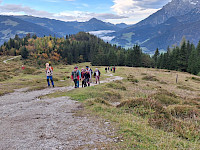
[0,4,53,18]
[0,2,127,23]
[0,0,171,24]
[111,0,171,24]
[54,11,127,22]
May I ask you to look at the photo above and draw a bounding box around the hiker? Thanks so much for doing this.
[21,65,25,70]
[45,63,54,87]
[85,70,90,86]
[110,66,112,72]
[105,67,107,73]
[71,67,79,88]
[113,66,116,73]
[108,66,110,71]
[76,66,81,88]
[94,68,101,84]
[81,69,87,87]
[86,66,93,83]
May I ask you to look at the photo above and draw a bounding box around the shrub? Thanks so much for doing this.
[23,67,36,74]
[169,105,199,120]
[191,77,200,82]
[105,90,121,101]
[127,74,139,83]
[151,89,180,106]
[142,75,159,81]
[177,85,195,91]
[106,82,126,91]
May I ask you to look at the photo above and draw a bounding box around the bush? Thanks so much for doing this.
[23,67,36,74]
[105,90,121,101]
[169,105,199,120]
[127,74,139,83]
[106,82,126,91]
[191,77,200,82]
[142,75,159,81]
[177,85,195,91]
[152,90,180,106]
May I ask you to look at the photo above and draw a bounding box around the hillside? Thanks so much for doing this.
[0,56,199,149]
[1,32,200,76]
[0,15,59,45]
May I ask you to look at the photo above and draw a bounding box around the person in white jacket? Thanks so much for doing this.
[94,68,101,84]
[45,63,54,87]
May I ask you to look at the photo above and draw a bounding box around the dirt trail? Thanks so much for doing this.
[3,56,21,64]
[0,75,122,150]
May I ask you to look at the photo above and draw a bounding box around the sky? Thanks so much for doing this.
[0,0,171,24]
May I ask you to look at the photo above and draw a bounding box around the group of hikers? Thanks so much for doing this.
[105,66,116,73]
[45,63,101,88]
[71,66,101,88]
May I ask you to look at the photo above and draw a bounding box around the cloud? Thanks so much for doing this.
[0,2,127,23]
[0,4,53,18]
[54,11,127,22]
[111,0,171,24]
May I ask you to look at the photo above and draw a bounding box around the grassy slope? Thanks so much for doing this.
[43,66,200,149]
[1,56,200,149]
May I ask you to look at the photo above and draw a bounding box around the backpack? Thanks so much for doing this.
[46,67,53,76]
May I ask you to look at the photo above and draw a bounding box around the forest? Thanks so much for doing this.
[0,32,200,75]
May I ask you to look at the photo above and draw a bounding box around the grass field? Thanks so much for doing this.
[1,56,200,149]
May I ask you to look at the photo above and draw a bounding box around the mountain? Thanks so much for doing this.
[0,15,129,45]
[0,15,58,45]
[14,16,124,35]
[116,23,131,28]
[111,0,200,53]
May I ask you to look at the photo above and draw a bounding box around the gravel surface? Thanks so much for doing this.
[0,75,122,150]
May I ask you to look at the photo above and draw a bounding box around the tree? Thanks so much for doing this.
[132,45,142,67]
[187,49,198,74]
[178,41,187,71]
[20,46,29,59]
[153,48,160,68]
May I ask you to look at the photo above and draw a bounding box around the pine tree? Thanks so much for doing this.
[178,41,187,71]
[187,48,198,74]
[153,48,160,68]
[20,46,29,59]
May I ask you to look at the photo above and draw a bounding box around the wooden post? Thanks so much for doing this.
[176,74,178,83]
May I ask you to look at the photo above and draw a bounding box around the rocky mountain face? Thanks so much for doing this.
[111,0,200,53]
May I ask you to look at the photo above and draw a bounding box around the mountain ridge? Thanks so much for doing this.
[111,0,200,53]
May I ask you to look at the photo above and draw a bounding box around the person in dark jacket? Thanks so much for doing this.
[71,67,79,88]
[85,70,90,86]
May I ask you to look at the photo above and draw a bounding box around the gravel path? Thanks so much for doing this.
[3,56,21,64]
[0,75,122,150]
